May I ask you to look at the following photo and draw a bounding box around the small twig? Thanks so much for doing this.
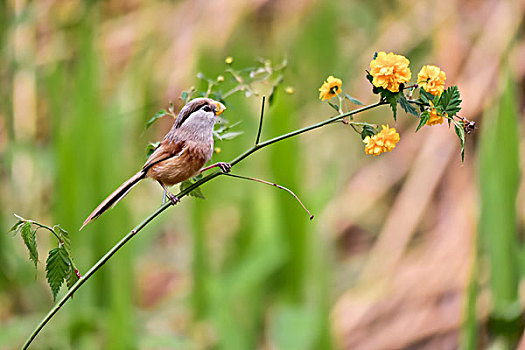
[224,173,314,220]
[255,96,266,145]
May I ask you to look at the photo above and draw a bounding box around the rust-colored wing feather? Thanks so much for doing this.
[142,140,186,171]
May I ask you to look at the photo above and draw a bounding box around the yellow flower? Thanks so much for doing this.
[369,52,411,92]
[363,125,400,156]
[225,56,233,64]
[285,86,295,94]
[319,76,342,101]
[426,103,446,126]
[418,65,446,96]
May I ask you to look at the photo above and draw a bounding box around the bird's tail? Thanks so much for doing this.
[80,170,146,230]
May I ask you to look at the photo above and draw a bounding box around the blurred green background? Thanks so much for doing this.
[1,0,524,349]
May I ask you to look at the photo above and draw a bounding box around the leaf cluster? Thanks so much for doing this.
[9,215,80,301]
[416,86,464,160]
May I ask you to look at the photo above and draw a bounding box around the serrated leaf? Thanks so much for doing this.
[361,125,376,140]
[384,92,399,121]
[180,180,205,199]
[46,247,70,301]
[20,222,38,268]
[345,94,364,105]
[454,121,466,162]
[66,263,79,289]
[398,95,419,117]
[416,111,431,132]
[54,225,71,253]
[440,86,462,117]
[145,109,167,130]
[420,89,435,103]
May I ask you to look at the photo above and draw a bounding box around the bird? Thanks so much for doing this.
[80,97,230,230]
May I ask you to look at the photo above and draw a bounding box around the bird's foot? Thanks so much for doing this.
[217,162,231,173]
[166,192,180,206]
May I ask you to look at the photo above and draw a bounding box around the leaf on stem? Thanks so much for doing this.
[46,247,70,301]
[145,109,168,130]
[180,180,206,199]
[8,218,24,234]
[146,142,160,158]
[327,101,340,112]
[345,94,364,105]
[439,86,462,117]
[20,222,38,268]
[419,89,435,104]
[398,95,419,117]
[361,125,376,140]
[454,121,466,162]
[53,225,71,253]
[416,111,431,132]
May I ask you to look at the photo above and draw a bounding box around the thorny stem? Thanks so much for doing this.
[22,98,387,349]
[224,173,313,220]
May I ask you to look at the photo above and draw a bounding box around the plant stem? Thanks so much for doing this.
[22,99,386,349]
[223,173,313,220]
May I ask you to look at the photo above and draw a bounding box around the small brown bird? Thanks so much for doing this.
[80,98,229,230]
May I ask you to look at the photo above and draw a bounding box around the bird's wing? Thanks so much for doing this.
[142,140,186,171]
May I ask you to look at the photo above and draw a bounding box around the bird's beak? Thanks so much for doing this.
[215,102,226,116]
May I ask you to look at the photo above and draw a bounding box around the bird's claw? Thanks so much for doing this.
[167,193,180,206]
[218,162,231,173]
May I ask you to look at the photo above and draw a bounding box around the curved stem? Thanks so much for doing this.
[22,99,387,349]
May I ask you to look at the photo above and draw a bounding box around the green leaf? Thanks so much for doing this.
[20,222,38,268]
[46,247,70,301]
[345,94,364,105]
[420,89,435,103]
[384,92,399,121]
[146,142,160,158]
[416,111,431,132]
[180,91,189,104]
[53,225,71,253]
[66,262,79,289]
[360,125,376,140]
[454,121,465,162]
[8,219,24,234]
[180,180,205,199]
[327,101,340,112]
[439,86,462,117]
[398,95,419,117]
[145,109,167,130]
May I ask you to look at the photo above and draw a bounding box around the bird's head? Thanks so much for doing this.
[174,97,226,129]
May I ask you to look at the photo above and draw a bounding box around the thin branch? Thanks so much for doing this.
[255,96,266,145]
[22,99,388,349]
[224,173,313,220]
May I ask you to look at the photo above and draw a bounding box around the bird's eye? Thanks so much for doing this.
[202,105,212,112]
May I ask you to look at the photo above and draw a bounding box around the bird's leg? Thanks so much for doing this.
[200,162,231,174]
[157,181,179,205]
